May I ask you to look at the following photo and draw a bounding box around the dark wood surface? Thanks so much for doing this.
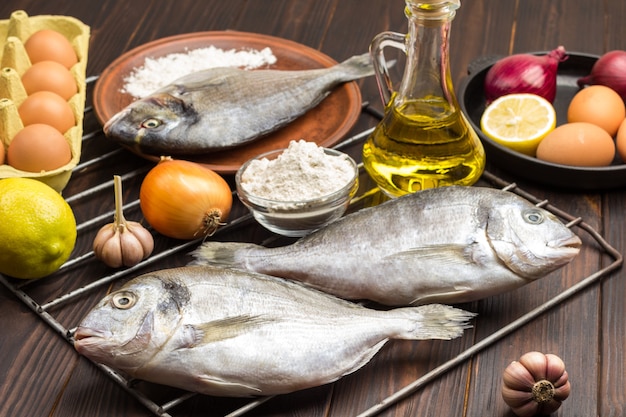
[1,1,625,416]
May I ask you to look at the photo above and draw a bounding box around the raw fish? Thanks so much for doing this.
[74,265,474,397]
[103,53,374,154]
[194,186,582,306]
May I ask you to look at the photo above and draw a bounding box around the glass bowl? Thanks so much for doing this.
[236,147,359,237]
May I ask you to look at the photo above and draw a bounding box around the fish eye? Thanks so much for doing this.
[111,291,137,309]
[141,118,162,129]
[523,208,545,225]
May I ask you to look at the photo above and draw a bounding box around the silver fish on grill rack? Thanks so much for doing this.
[193,186,582,306]
[74,265,474,397]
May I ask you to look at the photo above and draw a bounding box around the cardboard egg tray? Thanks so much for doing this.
[0,10,89,193]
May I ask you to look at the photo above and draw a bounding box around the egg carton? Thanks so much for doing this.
[0,10,89,193]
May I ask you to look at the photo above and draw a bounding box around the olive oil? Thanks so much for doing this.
[363,97,485,197]
[364,0,485,197]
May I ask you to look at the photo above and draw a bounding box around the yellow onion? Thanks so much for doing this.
[501,351,571,417]
[139,157,232,240]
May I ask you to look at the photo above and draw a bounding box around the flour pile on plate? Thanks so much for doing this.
[121,46,277,98]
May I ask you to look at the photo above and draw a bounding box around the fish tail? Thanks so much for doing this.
[333,53,376,81]
[190,242,261,267]
[391,304,476,341]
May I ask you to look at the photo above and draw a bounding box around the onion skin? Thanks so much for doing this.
[501,351,571,417]
[140,158,233,240]
[484,46,568,104]
[578,50,626,102]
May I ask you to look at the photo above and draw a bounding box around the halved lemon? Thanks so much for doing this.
[480,93,557,156]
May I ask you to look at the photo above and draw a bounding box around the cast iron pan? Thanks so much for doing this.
[458,51,626,191]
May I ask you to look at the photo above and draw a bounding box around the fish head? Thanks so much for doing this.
[103,93,199,155]
[74,273,190,372]
[486,203,582,279]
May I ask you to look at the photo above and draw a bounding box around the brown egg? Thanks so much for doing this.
[24,29,78,69]
[0,140,5,165]
[21,60,78,100]
[536,122,615,167]
[567,85,625,136]
[18,91,75,134]
[7,124,72,172]
[616,118,626,162]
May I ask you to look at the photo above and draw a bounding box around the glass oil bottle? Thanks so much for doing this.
[363,0,485,197]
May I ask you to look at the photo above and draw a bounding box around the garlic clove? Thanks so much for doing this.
[98,231,124,268]
[544,353,566,382]
[93,224,116,254]
[117,229,144,267]
[518,351,548,381]
[126,221,154,256]
[502,360,535,390]
[554,377,571,401]
[501,385,533,408]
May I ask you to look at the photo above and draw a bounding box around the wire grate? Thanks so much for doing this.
[0,76,622,417]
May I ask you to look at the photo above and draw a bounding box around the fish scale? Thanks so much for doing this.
[193,186,582,306]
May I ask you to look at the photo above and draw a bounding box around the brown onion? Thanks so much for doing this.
[484,46,568,104]
[501,351,571,417]
[578,50,626,102]
[139,157,232,240]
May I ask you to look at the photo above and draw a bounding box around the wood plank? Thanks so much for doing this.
[1,1,624,416]
[513,0,605,53]
[602,191,626,417]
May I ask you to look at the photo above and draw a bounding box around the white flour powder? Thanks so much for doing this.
[240,140,355,202]
[122,46,277,98]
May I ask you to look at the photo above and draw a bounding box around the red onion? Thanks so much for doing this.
[484,46,568,103]
[578,50,626,102]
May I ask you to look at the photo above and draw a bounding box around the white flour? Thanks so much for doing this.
[122,46,277,98]
[240,140,355,202]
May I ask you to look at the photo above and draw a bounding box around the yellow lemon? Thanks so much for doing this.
[480,93,557,156]
[0,178,76,279]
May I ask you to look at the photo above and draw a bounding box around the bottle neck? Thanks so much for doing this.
[395,1,458,113]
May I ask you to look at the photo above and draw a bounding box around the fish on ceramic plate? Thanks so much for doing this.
[193,186,582,306]
[103,53,374,155]
[73,265,474,397]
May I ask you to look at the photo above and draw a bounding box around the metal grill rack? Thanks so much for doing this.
[0,76,623,417]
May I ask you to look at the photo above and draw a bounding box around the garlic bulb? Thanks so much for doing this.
[93,175,154,268]
[501,351,571,417]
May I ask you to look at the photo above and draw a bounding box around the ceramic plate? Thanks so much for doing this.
[458,52,626,190]
[93,31,363,173]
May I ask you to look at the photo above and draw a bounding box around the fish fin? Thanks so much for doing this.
[390,304,476,340]
[339,339,388,379]
[196,374,263,397]
[190,242,263,267]
[410,287,474,305]
[334,53,376,81]
[391,244,473,265]
[179,315,274,348]
[120,311,154,354]
[162,68,234,94]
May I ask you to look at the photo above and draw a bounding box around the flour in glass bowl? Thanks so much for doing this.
[240,140,356,202]
[121,45,277,98]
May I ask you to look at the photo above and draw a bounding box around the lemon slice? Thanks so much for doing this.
[480,93,557,156]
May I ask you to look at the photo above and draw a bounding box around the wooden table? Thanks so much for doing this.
[1,1,625,416]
